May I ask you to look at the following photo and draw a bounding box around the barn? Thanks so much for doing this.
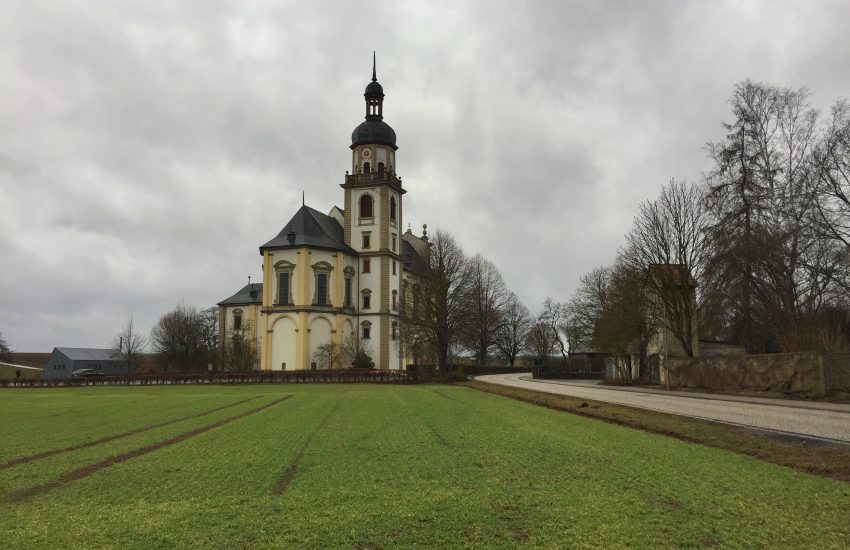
[41,347,132,380]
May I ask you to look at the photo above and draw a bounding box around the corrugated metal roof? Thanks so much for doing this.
[54,347,120,361]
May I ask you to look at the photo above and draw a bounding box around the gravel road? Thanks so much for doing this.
[474,373,850,444]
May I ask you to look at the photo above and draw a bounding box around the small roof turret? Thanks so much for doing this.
[352,52,397,150]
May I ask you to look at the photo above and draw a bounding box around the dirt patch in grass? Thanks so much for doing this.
[272,400,342,496]
[462,381,850,483]
[1,395,263,470]
[4,395,291,503]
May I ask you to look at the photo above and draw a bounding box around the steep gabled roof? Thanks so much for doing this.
[260,205,356,255]
[402,239,428,275]
[218,283,263,306]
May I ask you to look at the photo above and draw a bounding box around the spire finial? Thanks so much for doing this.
[302,190,305,206]
[372,51,377,82]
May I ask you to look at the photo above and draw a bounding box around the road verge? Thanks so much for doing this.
[462,380,850,483]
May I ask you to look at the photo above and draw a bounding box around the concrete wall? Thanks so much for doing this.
[665,352,850,397]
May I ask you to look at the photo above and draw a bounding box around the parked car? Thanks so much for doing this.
[72,369,105,379]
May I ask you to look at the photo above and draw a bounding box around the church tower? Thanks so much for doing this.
[343,54,406,369]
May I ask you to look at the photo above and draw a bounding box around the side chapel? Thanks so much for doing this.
[217,58,429,370]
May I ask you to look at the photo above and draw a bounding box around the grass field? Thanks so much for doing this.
[1,385,848,549]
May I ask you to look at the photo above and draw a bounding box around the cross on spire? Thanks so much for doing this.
[372,51,377,82]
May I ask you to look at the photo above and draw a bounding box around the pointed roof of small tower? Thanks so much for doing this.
[365,51,383,98]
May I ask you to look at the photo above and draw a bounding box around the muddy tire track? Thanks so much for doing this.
[4,395,291,503]
[272,400,343,496]
[1,395,264,470]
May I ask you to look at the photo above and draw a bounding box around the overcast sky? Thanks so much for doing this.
[2,1,849,352]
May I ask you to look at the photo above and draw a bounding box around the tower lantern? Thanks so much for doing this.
[365,52,384,119]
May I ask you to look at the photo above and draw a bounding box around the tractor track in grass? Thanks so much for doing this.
[430,388,462,403]
[3,395,291,503]
[421,419,452,448]
[272,400,342,496]
[1,395,264,470]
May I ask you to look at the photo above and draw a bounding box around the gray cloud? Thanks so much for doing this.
[1,0,849,350]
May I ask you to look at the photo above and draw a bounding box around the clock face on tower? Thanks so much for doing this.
[361,149,371,159]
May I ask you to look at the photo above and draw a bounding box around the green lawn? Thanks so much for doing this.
[0,385,847,549]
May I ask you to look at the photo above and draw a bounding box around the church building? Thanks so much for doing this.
[218,59,429,371]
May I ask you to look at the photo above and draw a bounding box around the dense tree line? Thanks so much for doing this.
[399,230,539,372]
[545,80,850,379]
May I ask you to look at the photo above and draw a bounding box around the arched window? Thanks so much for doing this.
[363,161,371,174]
[377,162,385,173]
[359,194,373,219]
[392,290,398,311]
[390,196,396,222]
[361,289,372,310]
[344,266,355,307]
[233,309,243,331]
[275,260,295,305]
[391,321,398,340]
[312,261,333,306]
[361,321,372,339]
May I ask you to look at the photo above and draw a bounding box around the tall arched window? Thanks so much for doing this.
[377,162,385,173]
[363,161,371,174]
[359,194,373,219]
[390,196,396,222]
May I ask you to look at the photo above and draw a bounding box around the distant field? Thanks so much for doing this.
[0,385,847,549]
[0,364,41,380]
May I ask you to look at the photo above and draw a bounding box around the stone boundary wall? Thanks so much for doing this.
[667,352,850,397]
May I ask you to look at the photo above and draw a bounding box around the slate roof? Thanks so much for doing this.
[402,239,428,275]
[54,348,120,362]
[569,342,598,355]
[260,206,356,255]
[351,119,397,149]
[218,283,263,306]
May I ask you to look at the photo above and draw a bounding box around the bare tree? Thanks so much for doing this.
[592,263,654,381]
[314,341,341,370]
[566,266,611,349]
[493,293,532,367]
[150,304,212,372]
[200,307,220,368]
[0,332,11,362]
[811,99,850,301]
[462,254,511,365]
[111,316,147,373]
[539,298,571,361]
[221,319,259,372]
[400,230,472,374]
[622,180,710,357]
[526,321,556,364]
[340,332,374,369]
